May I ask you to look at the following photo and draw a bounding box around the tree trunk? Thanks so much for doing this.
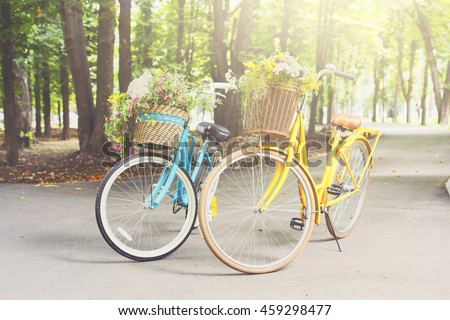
[405,41,417,123]
[177,0,185,64]
[372,60,380,123]
[415,1,446,124]
[212,0,230,134]
[393,75,400,123]
[308,0,335,135]
[141,1,153,68]
[42,61,52,138]
[34,63,42,137]
[119,0,132,93]
[14,63,32,147]
[212,0,229,82]
[420,62,428,126]
[1,0,19,166]
[60,49,70,140]
[398,30,416,123]
[60,0,95,151]
[57,101,62,127]
[230,0,256,76]
[223,0,257,137]
[441,61,450,125]
[185,0,198,79]
[86,0,116,153]
[279,0,291,51]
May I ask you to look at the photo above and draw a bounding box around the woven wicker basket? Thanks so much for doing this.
[243,86,301,138]
[133,105,189,148]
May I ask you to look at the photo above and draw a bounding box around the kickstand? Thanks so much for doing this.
[324,190,342,252]
[325,210,342,252]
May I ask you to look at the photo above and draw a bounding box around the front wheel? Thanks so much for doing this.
[326,139,370,239]
[199,149,316,274]
[96,153,197,261]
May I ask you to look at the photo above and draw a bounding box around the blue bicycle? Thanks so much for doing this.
[95,83,231,261]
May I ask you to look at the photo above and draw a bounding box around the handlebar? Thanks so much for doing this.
[203,82,233,98]
[333,70,356,81]
[317,64,356,81]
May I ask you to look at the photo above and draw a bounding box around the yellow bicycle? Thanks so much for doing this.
[198,65,381,274]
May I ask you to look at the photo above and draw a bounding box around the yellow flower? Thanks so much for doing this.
[243,62,257,72]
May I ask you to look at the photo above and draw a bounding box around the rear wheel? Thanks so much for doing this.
[199,149,316,274]
[326,139,370,238]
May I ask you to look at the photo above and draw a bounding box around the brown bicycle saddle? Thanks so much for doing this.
[330,114,362,131]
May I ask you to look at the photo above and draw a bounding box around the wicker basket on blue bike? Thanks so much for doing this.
[133,105,189,148]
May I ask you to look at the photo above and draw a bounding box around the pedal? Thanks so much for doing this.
[290,218,305,231]
[327,184,342,196]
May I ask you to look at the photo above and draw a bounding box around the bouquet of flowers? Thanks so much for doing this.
[229,50,321,105]
[105,69,209,141]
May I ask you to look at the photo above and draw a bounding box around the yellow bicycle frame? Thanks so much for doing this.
[258,111,380,225]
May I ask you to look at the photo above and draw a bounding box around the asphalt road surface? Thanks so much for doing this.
[0,123,449,299]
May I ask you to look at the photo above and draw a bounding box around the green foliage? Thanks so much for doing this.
[19,130,33,142]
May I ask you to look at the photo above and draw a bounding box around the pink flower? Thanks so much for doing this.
[114,145,121,152]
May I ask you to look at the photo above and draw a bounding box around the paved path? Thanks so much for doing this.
[0,123,449,299]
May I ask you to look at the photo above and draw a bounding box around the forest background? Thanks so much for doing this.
[0,0,449,180]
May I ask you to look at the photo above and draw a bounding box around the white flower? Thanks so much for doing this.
[273,53,303,78]
[225,69,238,90]
[126,71,153,98]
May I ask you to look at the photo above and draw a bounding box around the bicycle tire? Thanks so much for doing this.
[325,139,370,239]
[96,153,197,261]
[199,149,316,274]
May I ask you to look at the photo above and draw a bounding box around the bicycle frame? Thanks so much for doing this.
[260,109,380,225]
[145,126,213,208]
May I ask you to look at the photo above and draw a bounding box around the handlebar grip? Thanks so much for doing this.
[212,82,232,90]
[334,70,356,81]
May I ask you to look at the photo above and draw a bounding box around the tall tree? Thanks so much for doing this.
[212,0,229,82]
[212,0,257,137]
[177,0,186,64]
[308,0,335,135]
[34,60,42,137]
[60,0,95,151]
[119,0,132,93]
[279,0,292,51]
[1,0,19,165]
[42,61,52,138]
[59,48,70,140]
[372,60,381,122]
[14,62,32,147]
[86,0,116,152]
[396,12,417,124]
[136,0,153,69]
[420,62,429,126]
[414,1,450,124]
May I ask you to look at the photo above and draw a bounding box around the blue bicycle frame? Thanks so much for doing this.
[144,126,214,208]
